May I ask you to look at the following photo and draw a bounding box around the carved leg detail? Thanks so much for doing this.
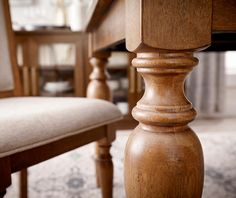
[86,52,111,101]
[124,52,204,198]
[97,139,113,198]
[86,52,113,196]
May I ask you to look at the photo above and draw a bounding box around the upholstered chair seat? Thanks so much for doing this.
[0,97,122,158]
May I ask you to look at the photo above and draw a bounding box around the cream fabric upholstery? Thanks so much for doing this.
[0,1,14,91]
[0,97,122,158]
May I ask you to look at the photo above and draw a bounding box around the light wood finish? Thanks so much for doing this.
[26,39,38,96]
[87,51,111,100]
[126,0,212,52]
[21,66,30,96]
[125,52,204,198]
[15,29,87,96]
[91,0,125,51]
[85,0,235,52]
[127,53,143,114]
[114,115,138,130]
[82,0,236,197]
[86,51,114,198]
[77,34,89,96]
[85,0,113,32]
[124,1,212,197]
[85,0,124,51]
[213,0,236,31]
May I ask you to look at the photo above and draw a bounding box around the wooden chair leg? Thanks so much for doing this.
[0,190,6,198]
[0,158,11,198]
[95,143,101,188]
[20,169,28,198]
[96,138,113,198]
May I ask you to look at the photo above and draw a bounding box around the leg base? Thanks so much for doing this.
[20,169,28,198]
[96,140,113,198]
[0,190,6,198]
[125,125,204,198]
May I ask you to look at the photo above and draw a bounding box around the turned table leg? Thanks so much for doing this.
[124,1,212,197]
[86,52,113,198]
[124,52,204,198]
[87,52,111,101]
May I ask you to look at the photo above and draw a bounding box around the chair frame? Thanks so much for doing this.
[0,1,116,197]
[0,125,115,198]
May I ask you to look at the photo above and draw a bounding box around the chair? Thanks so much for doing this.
[0,1,122,198]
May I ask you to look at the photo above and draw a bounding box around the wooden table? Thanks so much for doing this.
[85,0,236,197]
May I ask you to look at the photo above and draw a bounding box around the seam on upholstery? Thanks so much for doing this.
[0,115,123,158]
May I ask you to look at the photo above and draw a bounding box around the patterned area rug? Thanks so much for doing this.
[5,119,236,198]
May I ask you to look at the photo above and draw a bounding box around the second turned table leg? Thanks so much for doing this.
[86,51,114,198]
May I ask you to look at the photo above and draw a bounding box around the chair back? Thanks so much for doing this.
[0,0,21,97]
